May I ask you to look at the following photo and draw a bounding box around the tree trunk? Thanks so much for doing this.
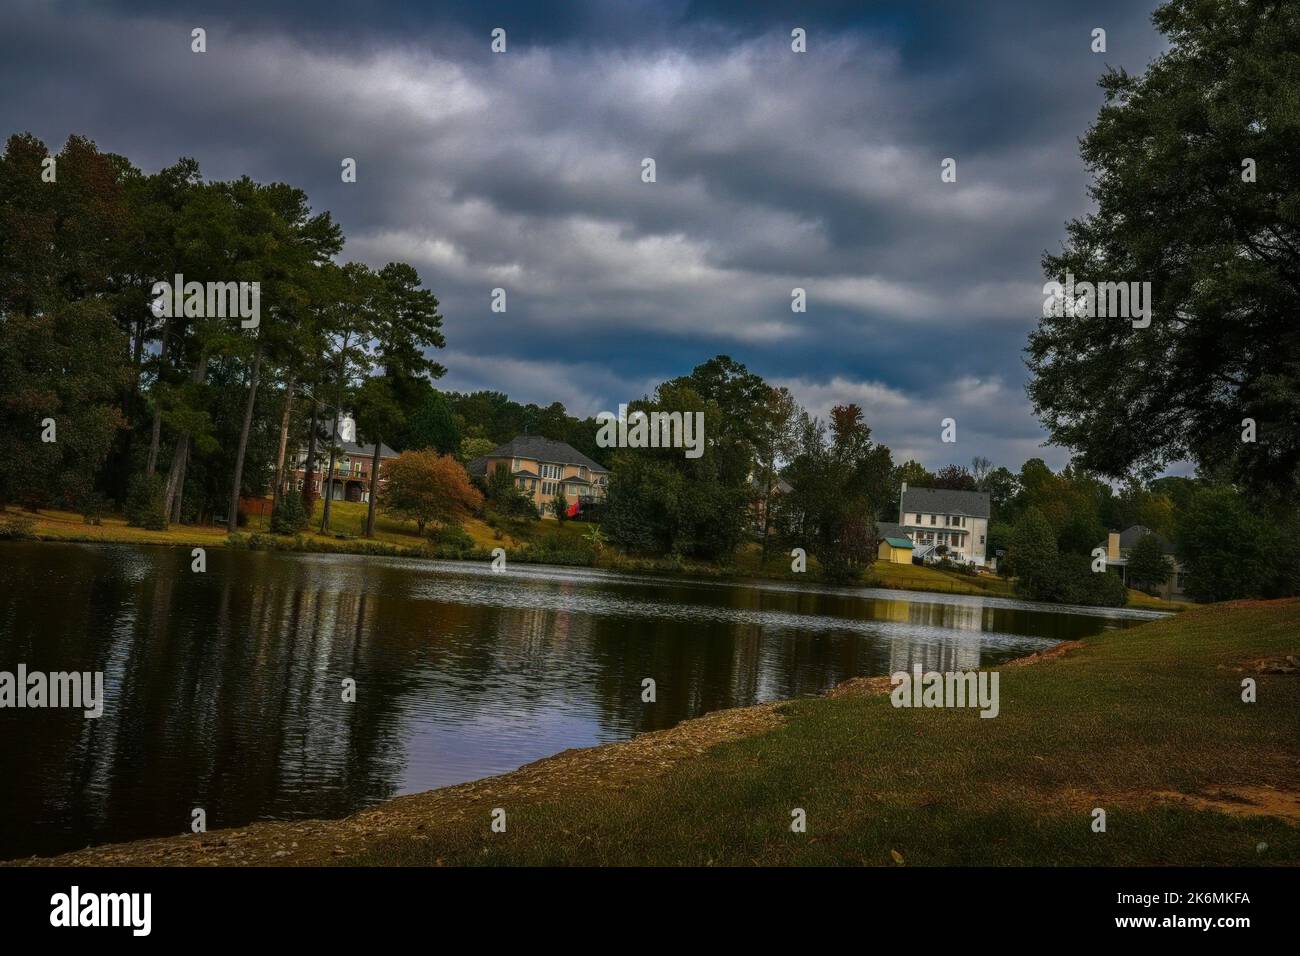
[302,401,319,515]
[272,382,295,513]
[320,413,340,533]
[320,335,352,534]
[144,319,173,478]
[760,466,775,562]
[364,438,382,537]
[162,349,206,522]
[226,339,264,533]
[167,437,189,524]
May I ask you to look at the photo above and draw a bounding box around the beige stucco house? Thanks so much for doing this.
[469,436,609,518]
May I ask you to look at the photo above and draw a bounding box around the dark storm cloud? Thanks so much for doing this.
[0,0,1169,469]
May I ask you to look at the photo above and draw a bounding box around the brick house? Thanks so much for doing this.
[289,414,399,503]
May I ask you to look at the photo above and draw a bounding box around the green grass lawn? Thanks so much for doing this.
[866,559,1015,597]
[15,501,588,553]
[353,598,1300,866]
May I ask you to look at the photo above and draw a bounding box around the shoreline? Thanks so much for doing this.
[1,509,1189,610]
[8,699,792,867]
[6,599,1297,867]
[4,638,1086,867]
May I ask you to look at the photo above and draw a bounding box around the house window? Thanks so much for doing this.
[929,514,936,525]
[980,535,985,545]
[541,463,562,479]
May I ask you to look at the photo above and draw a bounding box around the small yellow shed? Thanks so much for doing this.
[878,535,914,564]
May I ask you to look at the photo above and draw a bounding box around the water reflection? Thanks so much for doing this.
[0,542,1161,859]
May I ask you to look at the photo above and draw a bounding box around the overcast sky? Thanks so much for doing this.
[0,0,1171,470]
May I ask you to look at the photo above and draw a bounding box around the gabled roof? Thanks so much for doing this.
[883,537,914,549]
[483,435,610,472]
[876,521,905,539]
[900,486,990,519]
[336,439,398,460]
[750,475,793,495]
[1118,525,1176,554]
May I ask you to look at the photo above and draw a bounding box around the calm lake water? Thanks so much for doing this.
[0,541,1166,859]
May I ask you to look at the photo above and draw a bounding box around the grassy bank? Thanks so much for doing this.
[5,504,1189,609]
[18,598,1297,867]
[350,598,1299,866]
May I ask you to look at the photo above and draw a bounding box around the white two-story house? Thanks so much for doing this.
[898,483,991,567]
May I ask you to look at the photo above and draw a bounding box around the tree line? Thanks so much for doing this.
[0,132,447,537]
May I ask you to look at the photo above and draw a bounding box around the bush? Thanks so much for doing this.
[0,511,36,539]
[429,523,475,554]
[521,530,597,567]
[270,490,307,535]
[78,491,110,526]
[1058,554,1128,607]
[1126,533,1172,594]
[124,474,168,530]
[485,465,538,519]
[936,557,978,576]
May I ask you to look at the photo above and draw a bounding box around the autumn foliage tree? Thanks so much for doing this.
[381,450,482,535]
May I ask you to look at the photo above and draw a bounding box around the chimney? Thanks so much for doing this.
[1107,531,1120,562]
[901,481,908,494]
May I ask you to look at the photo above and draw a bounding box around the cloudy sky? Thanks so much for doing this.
[1,0,1170,470]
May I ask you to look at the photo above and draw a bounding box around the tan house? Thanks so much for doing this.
[469,436,609,518]
[1098,525,1187,600]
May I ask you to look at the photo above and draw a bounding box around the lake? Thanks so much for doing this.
[0,541,1167,859]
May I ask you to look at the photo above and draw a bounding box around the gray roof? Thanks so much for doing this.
[1118,525,1176,554]
[900,486,990,519]
[876,521,905,539]
[335,439,398,460]
[483,435,610,472]
[750,476,793,495]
